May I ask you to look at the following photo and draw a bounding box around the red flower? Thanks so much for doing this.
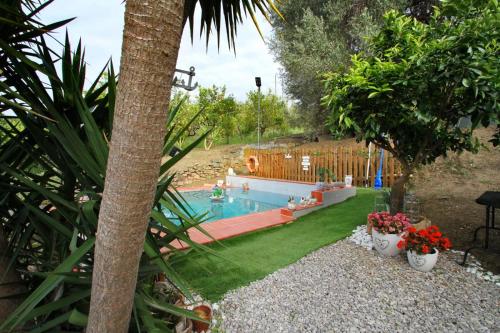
[397,240,406,249]
[400,225,451,254]
[428,225,439,233]
[428,236,439,245]
[440,238,452,250]
[418,229,428,237]
[368,211,410,234]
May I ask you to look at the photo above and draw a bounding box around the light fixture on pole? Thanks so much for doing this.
[255,77,262,149]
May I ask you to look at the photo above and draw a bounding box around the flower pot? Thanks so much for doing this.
[372,229,403,257]
[192,305,211,333]
[407,249,439,272]
[287,202,296,210]
[345,175,353,187]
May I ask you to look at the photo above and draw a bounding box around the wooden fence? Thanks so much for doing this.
[244,146,402,187]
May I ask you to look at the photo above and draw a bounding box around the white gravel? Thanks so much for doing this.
[217,227,500,332]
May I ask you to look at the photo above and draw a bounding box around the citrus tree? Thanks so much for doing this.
[239,89,288,137]
[323,0,499,213]
[197,85,237,149]
[169,91,200,147]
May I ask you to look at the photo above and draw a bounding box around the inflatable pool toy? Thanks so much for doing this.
[210,195,225,201]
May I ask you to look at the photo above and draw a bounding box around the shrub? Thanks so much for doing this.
[368,211,410,234]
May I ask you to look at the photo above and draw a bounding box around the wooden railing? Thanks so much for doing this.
[244,146,401,187]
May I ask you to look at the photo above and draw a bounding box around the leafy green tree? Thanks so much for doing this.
[169,90,199,147]
[197,85,237,149]
[323,0,499,213]
[269,0,439,134]
[239,89,288,137]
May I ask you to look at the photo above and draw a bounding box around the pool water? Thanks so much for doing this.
[176,188,291,222]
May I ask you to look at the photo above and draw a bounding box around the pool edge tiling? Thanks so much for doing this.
[165,208,295,251]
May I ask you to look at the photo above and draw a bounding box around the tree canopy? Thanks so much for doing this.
[269,0,438,134]
[239,89,288,137]
[170,86,290,149]
[322,0,500,212]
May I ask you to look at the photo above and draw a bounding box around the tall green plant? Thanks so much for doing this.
[322,0,499,212]
[0,2,216,331]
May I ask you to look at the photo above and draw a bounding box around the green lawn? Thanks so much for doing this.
[171,188,376,300]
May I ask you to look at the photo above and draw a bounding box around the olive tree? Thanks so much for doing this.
[323,0,499,213]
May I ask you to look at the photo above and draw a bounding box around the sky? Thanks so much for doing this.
[39,0,284,101]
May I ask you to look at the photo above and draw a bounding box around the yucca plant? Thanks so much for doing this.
[0,1,217,331]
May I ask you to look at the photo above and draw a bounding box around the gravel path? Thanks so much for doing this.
[218,234,500,332]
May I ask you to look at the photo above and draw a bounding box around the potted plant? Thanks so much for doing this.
[316,167,328,190]
[287,196,296,210]
[192,304,212,332]
[398,225,451,272]
[210,185,224,201]
[330,172,345,188]
[368,211,411,257]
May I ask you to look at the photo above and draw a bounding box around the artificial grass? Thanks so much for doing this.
[172,188,376,301]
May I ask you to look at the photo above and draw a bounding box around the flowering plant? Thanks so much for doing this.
[397,225,452,254]
[368,211,411,234]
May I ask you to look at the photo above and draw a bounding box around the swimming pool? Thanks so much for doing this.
[176,188,292,222]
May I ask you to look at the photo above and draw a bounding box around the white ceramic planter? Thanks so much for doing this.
[407,249,439,272]
[345,175,353,187]
[372,229,403,257]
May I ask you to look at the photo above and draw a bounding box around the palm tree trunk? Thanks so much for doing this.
[87,1,184,331]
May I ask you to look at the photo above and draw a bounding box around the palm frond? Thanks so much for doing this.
[183,0,283,49]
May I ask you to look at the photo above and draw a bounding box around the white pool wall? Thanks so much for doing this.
[225,175,316,198]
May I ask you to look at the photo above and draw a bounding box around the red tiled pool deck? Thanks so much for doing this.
[167,208,295,251]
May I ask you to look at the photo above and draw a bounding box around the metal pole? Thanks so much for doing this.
[274,73,277,95]
[366,142,372,187]
[257,86,261,149]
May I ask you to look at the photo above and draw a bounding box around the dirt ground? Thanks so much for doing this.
[173,128,500,272]
[413,127,500,273]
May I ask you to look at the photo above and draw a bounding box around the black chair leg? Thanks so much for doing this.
[485,206,491,249]
[460,248,473,266]
[473,226,486,242]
